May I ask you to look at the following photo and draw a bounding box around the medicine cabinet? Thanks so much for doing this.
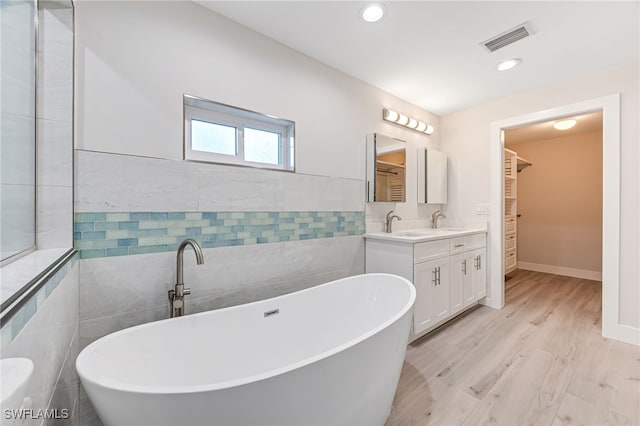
[417,148,448,204]
[366,133,406,202]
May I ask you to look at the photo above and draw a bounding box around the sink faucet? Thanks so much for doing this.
[385,210,402,233]
[431,210,446,229]
[169,238,204,318]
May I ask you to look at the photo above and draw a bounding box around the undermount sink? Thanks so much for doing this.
[394,231,437,237]
[437,227,464,231]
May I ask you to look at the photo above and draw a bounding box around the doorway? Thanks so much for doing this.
[487,94,621,341]
[504,111,603,281]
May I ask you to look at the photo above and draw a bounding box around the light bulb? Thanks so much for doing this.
[553,119,576,130]
[361,3,385,23]
[496,58,521,71]
[383,108,399,122]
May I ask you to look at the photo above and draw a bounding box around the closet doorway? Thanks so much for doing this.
[488,94,621,341]
[503,111,603,282]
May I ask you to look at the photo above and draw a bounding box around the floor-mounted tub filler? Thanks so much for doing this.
[76,273,416,426]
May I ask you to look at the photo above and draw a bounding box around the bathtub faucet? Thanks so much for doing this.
[169,238,204,318]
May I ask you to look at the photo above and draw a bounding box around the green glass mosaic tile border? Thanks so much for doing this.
[74,211,365,259]
[0,252,79,347]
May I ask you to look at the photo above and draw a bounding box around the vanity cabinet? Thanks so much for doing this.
[414,257,450,334]
[450,248,486,315]
[365,231,486,341]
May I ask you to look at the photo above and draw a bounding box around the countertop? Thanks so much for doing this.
[364,227,486,244]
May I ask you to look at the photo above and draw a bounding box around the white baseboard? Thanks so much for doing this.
[517,261,602,281]
[618,324,640,346]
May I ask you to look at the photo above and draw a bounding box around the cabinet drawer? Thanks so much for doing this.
[464,233,486,250]
[505,234,516,251]
[414,239,449,263]
[505,248,517,271]
[505,218,516,234]
[450,237,466,254]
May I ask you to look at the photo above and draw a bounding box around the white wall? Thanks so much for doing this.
[74,1,439,184]
[441,64,639,329]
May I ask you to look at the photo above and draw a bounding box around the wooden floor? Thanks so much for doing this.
[386,270,640,426]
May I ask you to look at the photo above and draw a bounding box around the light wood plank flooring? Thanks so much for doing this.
[386,270,640,426]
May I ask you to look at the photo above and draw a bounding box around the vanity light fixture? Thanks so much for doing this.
[553,119,577,130]
[383,108,434,135]
[496,58,521,71]
[361,3,385,23]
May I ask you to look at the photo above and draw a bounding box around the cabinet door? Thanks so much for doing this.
[462,253,476,308]
[432,258,450,324]
[413,260,436,334]
[414,258,450,335]
[473,248,487,299]
[449,253,464,315]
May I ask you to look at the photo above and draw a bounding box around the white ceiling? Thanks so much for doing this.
[505,110,603,145]
[198,1,639,116]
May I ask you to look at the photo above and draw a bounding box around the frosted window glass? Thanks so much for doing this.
[191,120,237,156]
[244,127,280,165]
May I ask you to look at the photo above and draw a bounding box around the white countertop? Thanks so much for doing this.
[364,227,486,244]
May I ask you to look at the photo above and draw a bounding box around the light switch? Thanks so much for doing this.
[475,203,491,215]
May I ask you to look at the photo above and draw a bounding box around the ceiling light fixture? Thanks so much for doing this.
[496,58,522,71]
[361,3,385,23]
[553,119,577,130]
[383,108,434,135]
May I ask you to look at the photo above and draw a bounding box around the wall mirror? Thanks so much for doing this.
[417,148,448,204]
[366,133,406,202]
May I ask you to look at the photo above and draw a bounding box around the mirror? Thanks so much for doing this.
[417,148,448,204]
[366,133,406,202]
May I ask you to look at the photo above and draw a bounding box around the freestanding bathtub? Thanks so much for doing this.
[76,273,415,426]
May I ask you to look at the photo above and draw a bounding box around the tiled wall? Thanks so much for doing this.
[75,150,366,339]
[0,253,79,426]
[74,211,365,259]
[37,2,74,250]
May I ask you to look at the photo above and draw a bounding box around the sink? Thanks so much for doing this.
[437,227,464,231]
[394,231,437,237]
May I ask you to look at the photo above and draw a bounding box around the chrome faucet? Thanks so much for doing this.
[431,210,446,229]
[169,238,204,318]
[385,210,402,233]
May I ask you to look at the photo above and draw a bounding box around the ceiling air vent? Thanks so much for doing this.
[481,22,534,53]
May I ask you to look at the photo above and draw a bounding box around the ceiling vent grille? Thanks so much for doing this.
[481,22,534,52]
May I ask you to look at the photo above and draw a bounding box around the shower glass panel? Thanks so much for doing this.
[0,0,37,262]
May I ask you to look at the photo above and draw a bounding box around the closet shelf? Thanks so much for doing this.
[516,156,532,172]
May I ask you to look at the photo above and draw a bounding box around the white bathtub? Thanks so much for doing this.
[76,273,415,426]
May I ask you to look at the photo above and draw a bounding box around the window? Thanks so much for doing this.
[184,95,295,171]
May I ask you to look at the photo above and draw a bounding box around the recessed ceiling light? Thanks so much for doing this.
[553,119,577,130]
[361,3,385,23]
[496,58,521,71]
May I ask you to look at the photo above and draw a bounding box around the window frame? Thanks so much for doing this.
[184,95,295,172]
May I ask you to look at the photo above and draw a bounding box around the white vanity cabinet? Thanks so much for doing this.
[413,253,450,334]
[450,234,487,315]
[365,230,486,341]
